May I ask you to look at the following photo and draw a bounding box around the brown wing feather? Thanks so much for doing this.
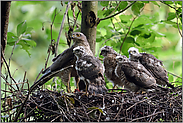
[120,61,156,89]
[139,53,174,88]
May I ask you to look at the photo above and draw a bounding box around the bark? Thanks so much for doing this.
[81,1,98,55]
[1,1,11,68]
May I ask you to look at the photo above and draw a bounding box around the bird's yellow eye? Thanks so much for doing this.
[76,34,81,37]
[72,34,75,37]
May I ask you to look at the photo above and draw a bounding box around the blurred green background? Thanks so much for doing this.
[2,1,182,92]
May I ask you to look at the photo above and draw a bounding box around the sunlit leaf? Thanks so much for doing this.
[125,36,135,43]
[117,1,128,11]
[167,12,176,21]
[17,20,27,37]
[100,1,109,7]
[131,2,144,15]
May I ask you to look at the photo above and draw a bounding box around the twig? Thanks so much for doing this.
[8,35,22,66]
[1,74,16,91]
[55,1,71,57]
[173,1,182,37]
[119,17,136,53]
[100,1,136,21]
[50,95,71,122]
[21,71,27,90]
[160,1,181,13]
[126,95,156,111]
[1,51,20,91]
[131,110,165,122]
[119,4,145,53]
[168,71,182,79]
[149,109,157,122]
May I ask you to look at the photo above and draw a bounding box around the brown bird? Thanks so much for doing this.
[30,32,93,92]
[115,55,168,92]
[128,47,174,89]
[100,46,123,89]
[73,46,107,95]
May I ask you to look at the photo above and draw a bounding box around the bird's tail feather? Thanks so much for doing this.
[30,65,74,92]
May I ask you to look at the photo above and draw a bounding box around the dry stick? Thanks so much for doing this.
[100,1,136,21]
[149,109,157,122]
[1,52,20,91]
[21,71,27,90]
[131,110,165,122]
[50,95,71,122]
[55,1,71,57]
[13,81,30,122]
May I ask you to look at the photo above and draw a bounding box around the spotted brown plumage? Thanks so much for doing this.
[115,55,168,91]
[30,32,93,92]
[73,46,107,95]
[100,46,123,89]
[128,47,174,89]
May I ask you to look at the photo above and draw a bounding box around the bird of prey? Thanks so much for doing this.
[100,46,123,89]
[73,46,107,95]
[115,55,168,92]
[128,47,174,89]
[30,32,93,92]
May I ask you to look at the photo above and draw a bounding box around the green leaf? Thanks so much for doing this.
[117,1,128,11]
[125,37,135,43]
[87,107,104,114]
[16,39,36,56]
[7,32,19,46]
[100,1,109,7]
[131,2,144,15]
[103,8,114,17]
[130,30,141,36]
[17,20,27,37]
[167,12,176,21]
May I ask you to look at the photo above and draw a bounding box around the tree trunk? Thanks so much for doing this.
[1,1,11,68]
[81,1,98,55]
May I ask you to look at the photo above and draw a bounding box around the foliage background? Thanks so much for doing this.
[2,1,182,92]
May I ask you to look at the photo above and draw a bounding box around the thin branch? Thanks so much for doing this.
[119,17,136,53]
[120,4,145,53]
[168,71,182,79]
[55,1,71,57]
[100,1,136,21]
[173,1,182,37]
[131,110,165,122]
[160,1,181,13]
[8,35,22,66]
[1,50,20,91]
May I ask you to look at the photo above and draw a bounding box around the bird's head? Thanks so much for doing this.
[128,47,142,61]
[73,46,86,58]
[116,55,129,63]
[100,45,118,57]
[72,32,87,43]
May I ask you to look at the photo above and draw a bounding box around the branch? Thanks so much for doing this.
[55,1,71,57]
[160,1,181,13]
[1,49,20,91]
[173,2,182,37]
[120,4,145,53]
[168,71,182,79]
[100,1,136,21]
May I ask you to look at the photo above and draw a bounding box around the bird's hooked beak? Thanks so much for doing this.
[129,51,132,55]
[71,34,74,39]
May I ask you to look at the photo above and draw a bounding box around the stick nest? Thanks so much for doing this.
[1,86,182,122]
